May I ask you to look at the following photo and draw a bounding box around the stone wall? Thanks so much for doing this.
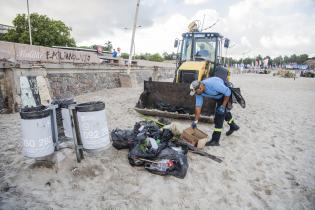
[46,64,174,99]
[0,62,175,112]
[47,71,121,98]
[0,42,176,112]
[0,69,5,112]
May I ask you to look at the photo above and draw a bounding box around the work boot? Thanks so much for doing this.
[205,139,220,146]
[206,130,221,146]
[226,124,240,136]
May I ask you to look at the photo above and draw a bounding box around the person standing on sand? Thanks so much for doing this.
[190,78,240,146]
[112,49,117,58]
[117,47,121,57]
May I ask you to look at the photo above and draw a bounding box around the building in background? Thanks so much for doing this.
[0,24,14,35]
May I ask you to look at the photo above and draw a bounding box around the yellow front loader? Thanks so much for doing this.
[135,30,231,122]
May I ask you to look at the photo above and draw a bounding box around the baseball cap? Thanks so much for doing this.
[189,80,201,96]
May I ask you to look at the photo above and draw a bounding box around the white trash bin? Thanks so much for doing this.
[20,106,55,158]
[75,101,110,150]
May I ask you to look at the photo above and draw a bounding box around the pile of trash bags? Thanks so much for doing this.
[111,120,188,179]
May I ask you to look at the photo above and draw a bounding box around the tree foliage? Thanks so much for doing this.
[225,54,309,66]
[0,13,76,47]
[133,53,164,62]
[162,52,177,60]
[121,53,129,59]
[104,41,112,51]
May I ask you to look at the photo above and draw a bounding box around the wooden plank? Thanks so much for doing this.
[134,107,214,123]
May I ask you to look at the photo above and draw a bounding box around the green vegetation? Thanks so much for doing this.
[123,52,176,62]
[0,13,76,47]
[226,54,309,66]
[228,54,309,65]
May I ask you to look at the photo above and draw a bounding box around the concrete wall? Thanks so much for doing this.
[0,68,5,112]
[46,64,174,98]
[0,42,175,112]
[0,41,101,64]
[0,62,175,112]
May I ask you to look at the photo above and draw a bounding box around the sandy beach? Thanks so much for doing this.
[0,73,314,210]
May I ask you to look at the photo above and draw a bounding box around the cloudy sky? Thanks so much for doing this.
[1,0,315,57]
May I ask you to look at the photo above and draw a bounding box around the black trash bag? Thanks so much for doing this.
[230,87,246,108]
[158,117,171,126]
[160,129,174,142]
[144,146,189,179]
[155,102,188,114]
[133,121,160,135]
[128,137,168,166]
[111,129,136,150]
[133,121,162,140]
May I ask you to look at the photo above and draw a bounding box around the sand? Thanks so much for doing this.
[0,73,314,210]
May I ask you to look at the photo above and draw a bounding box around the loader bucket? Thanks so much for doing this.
[135,80,216,123]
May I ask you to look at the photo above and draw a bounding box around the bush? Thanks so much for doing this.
[121,53,129,59]
[148,53,164,62]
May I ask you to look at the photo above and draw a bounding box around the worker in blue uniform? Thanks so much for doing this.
[190,77,240,146]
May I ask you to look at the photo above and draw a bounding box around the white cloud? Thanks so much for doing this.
[79,13,190,54]
[241,36,252,48]
[184,0,207,5]
[260,35,311,49]
[224,0,315,57]
[1,0,314,57]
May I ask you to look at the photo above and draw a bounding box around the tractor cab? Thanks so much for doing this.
[180,32,222,63]
[174,32,229,83]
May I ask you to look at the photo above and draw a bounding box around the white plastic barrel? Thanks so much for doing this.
[20,106,54,158]
[76,102,110,150]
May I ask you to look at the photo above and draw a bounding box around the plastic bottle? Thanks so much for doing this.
[146,159,174,172]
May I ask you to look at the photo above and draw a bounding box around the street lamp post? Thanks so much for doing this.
[127,0,140,75]
[123,25,141,62]
[27,0,32,45]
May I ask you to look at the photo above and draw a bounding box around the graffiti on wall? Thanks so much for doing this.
[46,50,91,63]
[16,47,42,61]
[20,76,51,108]
[0,41,100,64]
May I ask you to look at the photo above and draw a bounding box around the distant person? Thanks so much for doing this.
[196,43,209,58]
[117,47,121,57]
[112,49,117,58]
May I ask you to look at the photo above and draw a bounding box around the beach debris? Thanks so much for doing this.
[144,146,188,178]
[71,167,80,176]
[180,127,208,148]
[175,140,223,163]
[1,183,17,192]
[111,120,223,178]
[111,129,136,150]
[29,160,55,169]
[274,70,296,78]
[300,71,315,78]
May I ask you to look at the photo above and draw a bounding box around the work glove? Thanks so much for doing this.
[216,105,226,115]
[191,120,198,129]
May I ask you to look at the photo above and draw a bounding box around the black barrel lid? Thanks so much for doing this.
[52,98,76,108]
[75,101,105,112]
[20,105,51,120]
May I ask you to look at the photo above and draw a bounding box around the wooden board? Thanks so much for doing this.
[134,107,214,123]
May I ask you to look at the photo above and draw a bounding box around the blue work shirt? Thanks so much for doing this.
[195,77,231,107]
